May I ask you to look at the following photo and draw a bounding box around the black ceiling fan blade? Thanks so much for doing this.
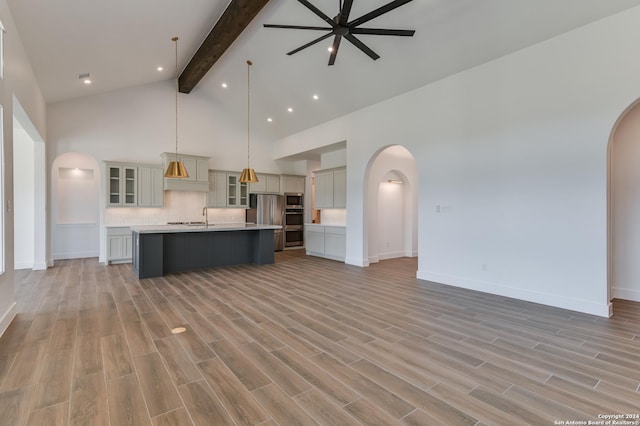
[287,32,334,56]
[297,0,335,27]
[339,0,354,25]
[348,0,415,28]
[264,24,333,31]
[345,34,380,61]
[328,35,343,66]
[351,28,415,36]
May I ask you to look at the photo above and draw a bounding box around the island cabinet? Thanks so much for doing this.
[131,224,278,279]
[314,167,346,209]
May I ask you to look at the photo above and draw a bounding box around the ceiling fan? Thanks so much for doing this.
[264,0,416,65]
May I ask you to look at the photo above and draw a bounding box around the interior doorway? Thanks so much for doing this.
[365,145,418,265]
[609,99,640,304]
[13,98,47,270]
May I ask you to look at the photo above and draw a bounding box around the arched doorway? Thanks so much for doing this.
[51,152,101,261]
[609,99,640,304]
[364,145,418,266]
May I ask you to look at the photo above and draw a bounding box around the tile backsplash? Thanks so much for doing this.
[104,191,246,226]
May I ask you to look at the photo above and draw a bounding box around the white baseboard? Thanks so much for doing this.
[53,250,99,260]
[416,270,612,318]
[47,259,54,268]
[14,261,33,270]
[345,257,369,267]
[33,261,49,271]
[368,256,380,264]
[613,287,640,302]
[379,250,406,261]
[0,302,17,338]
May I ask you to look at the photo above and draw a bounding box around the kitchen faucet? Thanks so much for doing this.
[202,206,208,227]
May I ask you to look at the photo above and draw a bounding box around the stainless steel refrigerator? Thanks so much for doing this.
[246,193,284,251]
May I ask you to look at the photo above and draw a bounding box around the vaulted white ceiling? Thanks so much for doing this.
[9,0,640,141]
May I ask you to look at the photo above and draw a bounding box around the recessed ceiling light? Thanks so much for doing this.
[221,83,228,88]
[287,107,293,113]
[157,66,164,72]
[267,118,273,122]
[171,327,186,334]
[313,94,319,100]
[328,47,334,52]
[79,73,91,85]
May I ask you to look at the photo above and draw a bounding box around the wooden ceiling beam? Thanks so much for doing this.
[178,0,270,93]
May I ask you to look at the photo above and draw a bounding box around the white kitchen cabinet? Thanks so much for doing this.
[250,174,281,194]
[304,224,345,262]
[314,167,345,209]
[282,175,305,194]
[207,171,228,208]
[305,227,325,255]
[227,173,249,208]
[105,162,138,206]
[137,165,164,207]
[332,168,347,208]
[106,227,132,264]
[161,152,210,192]
[324,226,346,260]
[314,171,334,208]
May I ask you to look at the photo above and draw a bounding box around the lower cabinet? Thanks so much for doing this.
[106,227,132,264]
[304,224,345,261]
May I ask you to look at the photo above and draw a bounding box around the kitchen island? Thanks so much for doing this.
[130,223,281,279]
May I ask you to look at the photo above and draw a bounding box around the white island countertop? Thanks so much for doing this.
[130,223,282,234]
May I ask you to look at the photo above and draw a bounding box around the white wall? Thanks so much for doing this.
[13,126,34,269]
[273,7,640,317]
[611,101,640,302]
[48,80,298,174]
[0,0,47,336]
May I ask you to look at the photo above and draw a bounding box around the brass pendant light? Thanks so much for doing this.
[165,36,189,179]
[240,60,259,183]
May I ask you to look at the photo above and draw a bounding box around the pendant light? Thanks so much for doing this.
[165,36,189,179]
[240,60,259,183]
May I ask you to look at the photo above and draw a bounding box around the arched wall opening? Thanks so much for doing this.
[51,152,101,261]
[364,145,418,266]
[609,98,640,303]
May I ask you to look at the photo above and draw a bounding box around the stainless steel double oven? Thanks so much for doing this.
[284,193,304,247]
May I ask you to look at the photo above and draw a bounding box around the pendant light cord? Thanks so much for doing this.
[247,60,252,169]
[173,37,179,161]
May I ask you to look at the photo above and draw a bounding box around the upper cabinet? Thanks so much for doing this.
[105,162,163,207]
[207,171,228,208]
[314,167,346,209]
[137,166,164,207]
[226,173,249,208]
[250,173,281,194]
[106,162,138,207]
[161,152,209,192]
[282,175,305,194]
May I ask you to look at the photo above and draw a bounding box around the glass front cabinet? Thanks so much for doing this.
[106,163,138,206]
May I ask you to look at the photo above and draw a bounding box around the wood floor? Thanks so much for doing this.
[1,251,640,425]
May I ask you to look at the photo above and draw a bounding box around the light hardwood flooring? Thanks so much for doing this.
[1,251,640,425]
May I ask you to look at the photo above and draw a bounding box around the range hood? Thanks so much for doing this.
[161,152,210,192]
